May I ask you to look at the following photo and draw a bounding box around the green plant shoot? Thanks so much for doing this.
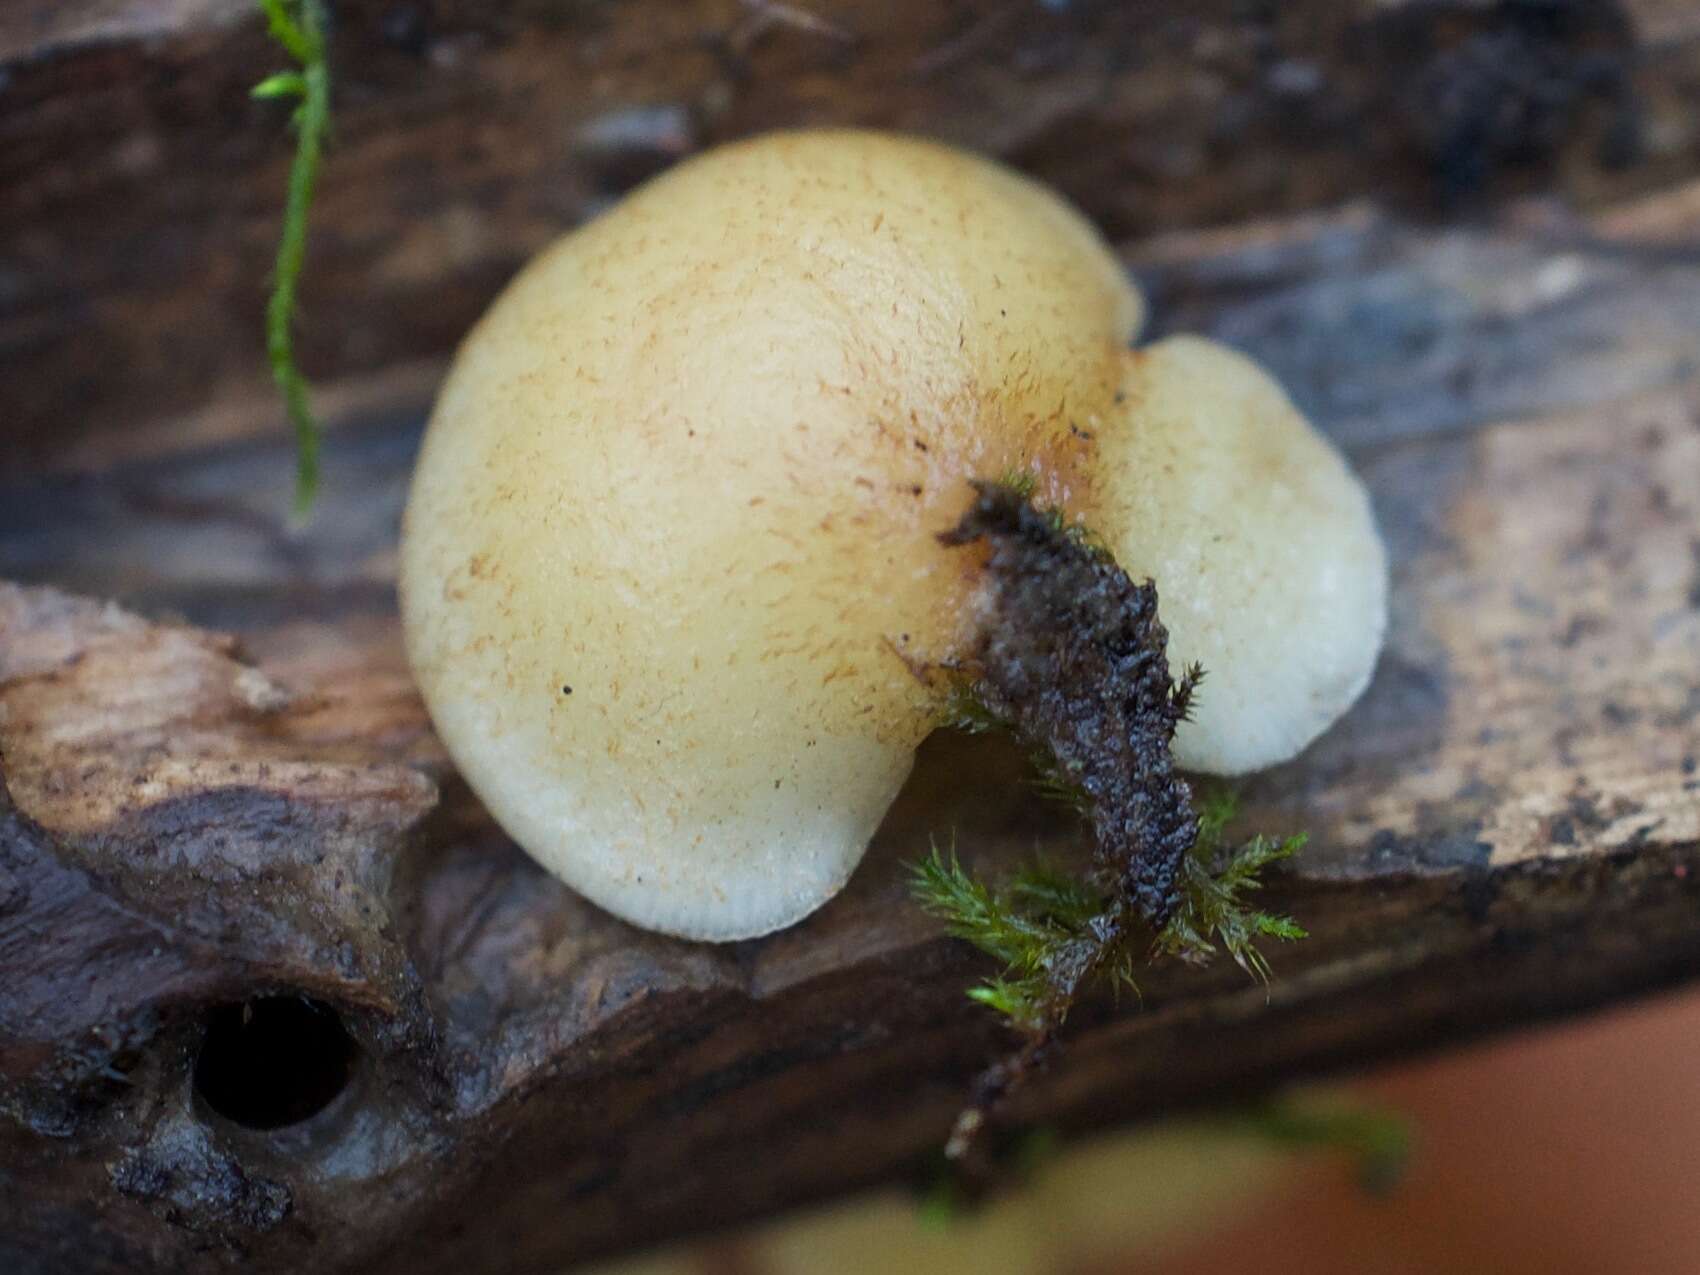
[910,785,1306,1036]
[254,0,332,519]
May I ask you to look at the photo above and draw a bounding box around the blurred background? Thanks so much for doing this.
[604,985,1700,1275]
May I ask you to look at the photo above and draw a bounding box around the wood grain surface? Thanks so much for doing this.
[6,0,1700,471]
[3,174,1698,1272]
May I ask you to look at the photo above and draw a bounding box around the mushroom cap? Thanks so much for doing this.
[400,130,1141,940]
[1090,336,1388,774]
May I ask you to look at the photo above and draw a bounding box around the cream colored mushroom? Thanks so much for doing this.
[1095,336,1387,775]
[399,129,1385,941]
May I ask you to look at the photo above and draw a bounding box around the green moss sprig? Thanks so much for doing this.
[1155,791,1308,982]
[911,844,1137,1033]
[910,787,1306,1031]
[254,0,332,519]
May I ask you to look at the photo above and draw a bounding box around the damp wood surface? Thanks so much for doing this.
[6,0,1700,474]
[2,176,1699,1272]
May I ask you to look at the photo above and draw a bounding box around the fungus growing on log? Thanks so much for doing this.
[399,129,1386,941]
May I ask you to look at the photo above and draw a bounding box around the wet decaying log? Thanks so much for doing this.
[5,0,1700,469]
[3,177,1699,1271]
[5,0,1700,1269]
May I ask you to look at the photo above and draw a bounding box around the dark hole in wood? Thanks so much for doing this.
[193,997,357,1130]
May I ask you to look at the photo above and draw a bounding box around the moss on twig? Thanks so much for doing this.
[914,479,1308,1166]
[910,788,1305,1033]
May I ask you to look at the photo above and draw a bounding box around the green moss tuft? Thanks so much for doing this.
[909,788,1303,1036]
[1156,793,1308,984]
[997,467,1040,500]
[255,0,333,519]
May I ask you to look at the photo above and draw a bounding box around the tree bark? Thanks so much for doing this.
[4,0,1698,470]
[3,180,1699,1271]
